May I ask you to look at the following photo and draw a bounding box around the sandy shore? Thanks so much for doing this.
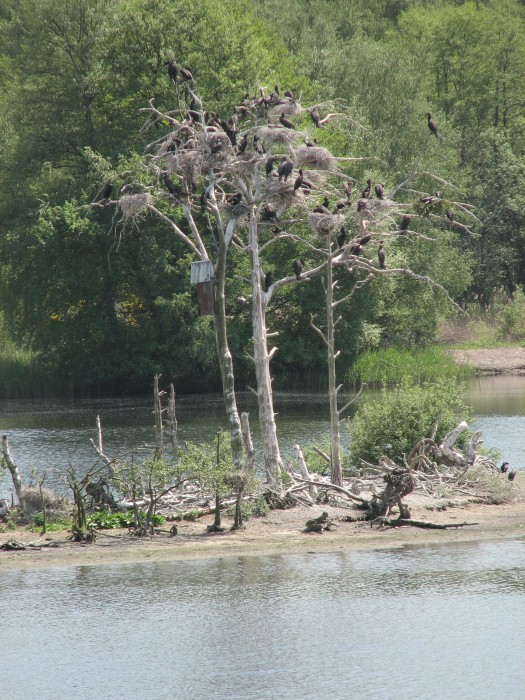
[450,347,525,373]
[1,473,524,571]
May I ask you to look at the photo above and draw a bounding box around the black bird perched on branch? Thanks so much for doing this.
[500,462,510,474]
[508,470,517,481]
[180,65,193,82]
[310,109,321,128]
[426,113,442,139]
[360,232,372,246]
[349,241,362,256]
[279,112,295,129]
[374,183,384,199]
[237,134,248,155]
[361,179,372,199]
[337,228,347,249]
[293,169,304,192]
[420,192,441,205]
[357,199,369,212]
[99,182,113,203]
[264,271,274,292]
[378,241,386,269]
[278,157,294,182]
[292,259,304,279]
[220,120,237,147]
[265,156,278,177]
[226,192,243,206]
[165,60,178,82]
[261,202,278,221]
[343,182,353,199]
[163,174,182,196]
[284,89,295,99]
[400,215,411,231]
[253,134,266,154]
[313,196,331,215]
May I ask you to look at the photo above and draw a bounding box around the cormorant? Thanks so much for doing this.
[337,228,347,249]
[237,134,248,154]
[334,198,349,212]
[293,169,304,192]
[420,192,441,205]
[165,60,178,82]
[374,183,384,199]
[180,66,193,82]
[279,112,295,129]
[349,241,362,256]
[343,182,352,199]
[226,192,243,206]
[220,120,237,147]
[265,157,278,177]
[357,199,368,212]
[264,271,274,292]
[278,157,294,182]
[284,89,295,99]
[261,202,278,221]
[99,183,113,203]
[310,109,321,128]
[400,215,411,231]
[361,179,372,198]
[292,259,303,279]
[508,470,517,481]
[378,242,386,269]
[313,197,331,215]
[500,462,510,474]
[426,113,439,138]
[360,233,372,246]
[253,135,265,154]
[163,174,181,196]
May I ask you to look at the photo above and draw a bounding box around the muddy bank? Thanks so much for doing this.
[450,347,525,373]
[1,474,524,571]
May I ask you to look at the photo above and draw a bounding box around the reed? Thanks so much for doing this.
[347,346,475,386]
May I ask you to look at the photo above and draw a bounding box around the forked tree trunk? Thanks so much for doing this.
[249,213,282,489]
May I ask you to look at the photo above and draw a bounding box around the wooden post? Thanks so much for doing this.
[190,260,215,315]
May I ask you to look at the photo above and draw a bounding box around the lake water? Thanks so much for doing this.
[1,375,524,500]
[1,539,524,699]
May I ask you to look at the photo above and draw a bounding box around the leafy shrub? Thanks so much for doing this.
[499,289,525,341]
[87,510,165,530]
[349,378,471,465]
[226,496,270,520]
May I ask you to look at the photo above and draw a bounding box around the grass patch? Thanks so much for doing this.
[347,346,475,386]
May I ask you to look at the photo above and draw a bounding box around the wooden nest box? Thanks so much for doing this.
[190,260,215,316]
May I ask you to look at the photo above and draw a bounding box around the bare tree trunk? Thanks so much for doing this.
[325,241,343,486]
[1,435,23,503]
[215,230,243,470]
[293,444,317,499]
[167,383,178,461]
[240,412,255,475]
[249,212,282,489]
[153,374,166,460]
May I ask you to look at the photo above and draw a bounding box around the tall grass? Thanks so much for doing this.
[0,341,57,398]
[347,346,475,386]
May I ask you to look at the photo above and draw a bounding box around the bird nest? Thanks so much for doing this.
[308,211,343,236]
[264,179,304,211]
[267,100,303,118]
[259,125,299,147]
[118,193,153,220]
[295,146,337,171]
[172,149,204,183]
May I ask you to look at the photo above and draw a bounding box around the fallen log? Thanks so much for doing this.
[377,518,478,530]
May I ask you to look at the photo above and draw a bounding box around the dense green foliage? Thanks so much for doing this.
[0,0,524,396]
[349,378,471,465]
[87,509,165,529]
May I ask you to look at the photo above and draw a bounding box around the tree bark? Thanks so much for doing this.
[325,240,343,486]
[1,435,23,503]
[249,211,282,488]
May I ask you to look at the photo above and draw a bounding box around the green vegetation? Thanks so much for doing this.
[0,1,524,396]
[87,510,165,530]
[348,347,476,385]
[349,378,471,465]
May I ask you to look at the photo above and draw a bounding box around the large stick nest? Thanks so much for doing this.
[295,146,337,172]
[264,178,305,211]
[119,193,153,220]
[308,211,343,236]
[259,125,300,148]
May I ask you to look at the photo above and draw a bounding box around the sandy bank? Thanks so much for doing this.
[1,474,524,571]
[450,347,525,373]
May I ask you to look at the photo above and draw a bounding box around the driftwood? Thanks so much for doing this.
[303,511,337,533]
[377,518,478,530]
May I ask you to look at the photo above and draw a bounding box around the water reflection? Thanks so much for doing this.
[1,540,524,699]
[1,375,524,499]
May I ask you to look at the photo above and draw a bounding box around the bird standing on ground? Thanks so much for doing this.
[500,462,510,474]
[293,169,304,192]
[310,109,321,128]
[361,179,372,198]
[278,157,294,182]
[374,183,384,199]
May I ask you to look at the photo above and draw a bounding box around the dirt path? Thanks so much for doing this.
[2,474,524,570]
[450,347,525,373]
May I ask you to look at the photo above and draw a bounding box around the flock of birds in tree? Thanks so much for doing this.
[96,60,458,290]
